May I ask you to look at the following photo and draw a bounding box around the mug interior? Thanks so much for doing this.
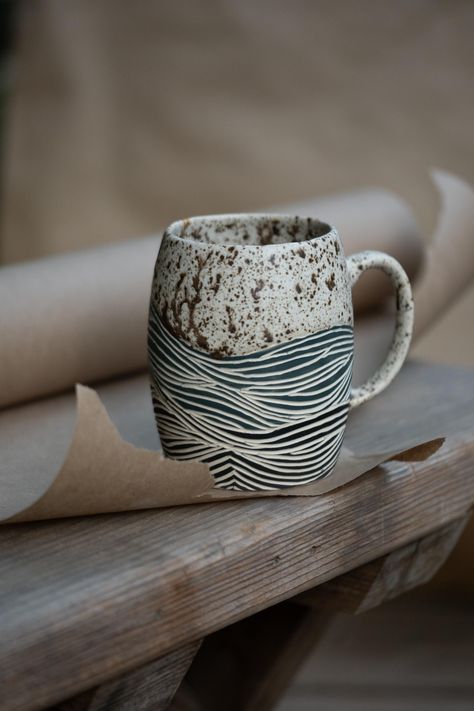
[167,214,332,247]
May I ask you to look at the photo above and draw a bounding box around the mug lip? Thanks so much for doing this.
[163,213,339,251]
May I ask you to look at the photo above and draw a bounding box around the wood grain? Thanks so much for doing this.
[297,516,470,613]
[48,641,201,711]
[0,362,473,711]
[183,520,468,711]
[184,602,330,711]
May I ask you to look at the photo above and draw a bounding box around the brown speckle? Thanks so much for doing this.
[287,219,300,240]
[210,344,231,359]
[210,273,222,293]
[251,279,265,302]
[225,305,237,334]
[263,328,273,343]
[258,222,273,245]
[165,254,211,350]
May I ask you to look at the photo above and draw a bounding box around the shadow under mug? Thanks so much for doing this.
[148,214,414,491]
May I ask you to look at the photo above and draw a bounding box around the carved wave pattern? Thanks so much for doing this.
[148,304,353,491]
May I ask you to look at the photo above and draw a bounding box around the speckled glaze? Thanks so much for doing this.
[152,215,352,357]
[148,214,414,491]
[346,250,414,407]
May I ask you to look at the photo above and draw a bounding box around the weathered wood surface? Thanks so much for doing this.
[0,362,473,711]
[182,518,469,711]
[184,602,330,711]
[297,516,470,613]
[48,641,201,711]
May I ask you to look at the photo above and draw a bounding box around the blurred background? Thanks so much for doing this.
[0,1,473,709]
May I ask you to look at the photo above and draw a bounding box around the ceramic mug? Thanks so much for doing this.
[148,214,414,491]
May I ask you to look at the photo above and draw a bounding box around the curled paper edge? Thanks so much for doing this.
[6,385,214,523]
[414,169,474,339]
[351,170,474,385]
[3,169,473,524]
[4,381,445,523]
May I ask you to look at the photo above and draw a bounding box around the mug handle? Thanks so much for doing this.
[347,250,414,409]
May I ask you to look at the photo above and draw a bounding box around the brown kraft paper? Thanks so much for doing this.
[0,171,473,523]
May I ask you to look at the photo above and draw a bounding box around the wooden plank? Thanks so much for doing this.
[183,519,468,711]
[48,641,201,711]
[345,361,474,454]
[297,516,470,613]
[0,362,473,710]
[184,603,330,711]
[1,435,472,711]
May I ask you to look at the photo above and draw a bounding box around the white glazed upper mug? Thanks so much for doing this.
[148,214,414,491]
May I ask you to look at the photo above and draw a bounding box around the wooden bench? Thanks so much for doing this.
[0,361,473,711]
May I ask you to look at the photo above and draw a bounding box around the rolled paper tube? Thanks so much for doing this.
[0,237,159,410]
[0,189,423,410]
[413,170,474,338]
[0,172,472,524]
[352,171,474,386]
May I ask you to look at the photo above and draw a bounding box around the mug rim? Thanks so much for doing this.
[163,213,338,251]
